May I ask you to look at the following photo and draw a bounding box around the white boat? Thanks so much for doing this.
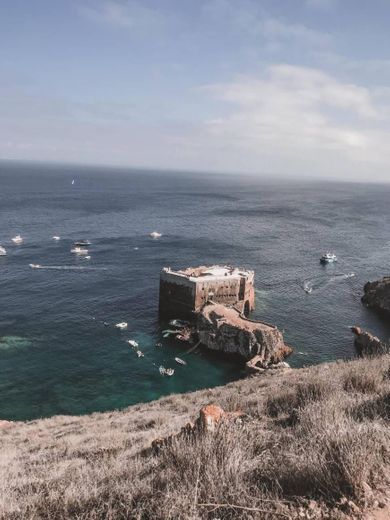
[71,179,75,185]
[169,319,189,328]
[150,231,162,239]
[162,329,181,338]
[70,247,89,255]
[11,235,23,245]
[115,322,128,330]
[159,365,174,376]
[0,246,6,256]
[128,340,139,348]
[29,264,41,269]
[155,342,162,348]
[73,239,91,247]
[136,350,144,358]
[84,256,91,260]
[320,252,337,264]
[52,236,61,241]
[175,357,187,366]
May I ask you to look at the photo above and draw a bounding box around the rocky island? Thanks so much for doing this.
[362,276,390,316]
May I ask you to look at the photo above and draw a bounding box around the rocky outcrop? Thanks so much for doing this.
[196,302,292,365]
[246,357,291,374]
[351,327,389,357]
[362,277,390,316]
[198,404,244,432]
[151,404,245,452]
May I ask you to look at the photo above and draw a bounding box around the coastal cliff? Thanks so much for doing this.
[1,355,390,519]
[362,277,390,315]
[196,302,292,365]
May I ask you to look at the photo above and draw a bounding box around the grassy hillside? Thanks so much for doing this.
[1,356,390,519]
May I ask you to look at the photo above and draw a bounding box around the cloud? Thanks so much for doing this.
[305,0,337,9]
[196,64,390,178]
[202,0,331,49]
[78,1,165,32]
[1,66,390,181]
[261,18,331,47]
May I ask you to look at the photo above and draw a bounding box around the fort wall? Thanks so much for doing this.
[159,266,255,318]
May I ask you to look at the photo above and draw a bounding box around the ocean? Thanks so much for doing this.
[0,162,389,421]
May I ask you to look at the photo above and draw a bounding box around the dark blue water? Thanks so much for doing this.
[1,162,389,421]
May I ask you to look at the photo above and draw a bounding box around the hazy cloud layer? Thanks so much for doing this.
[1,0,390,181]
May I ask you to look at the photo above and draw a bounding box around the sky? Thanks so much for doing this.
[1,0,390,181]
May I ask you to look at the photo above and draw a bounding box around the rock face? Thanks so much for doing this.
[196,302,292,365]
[362,277,390,316]
[351,327,389,357]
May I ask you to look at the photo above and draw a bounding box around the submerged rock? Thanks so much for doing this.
[351,326,389,357]
[196,302,292,365]
[362,277,390,316]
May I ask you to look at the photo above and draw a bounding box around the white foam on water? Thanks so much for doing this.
[0,336,32,350]
[30,265,107,271]
[302,272,356,293]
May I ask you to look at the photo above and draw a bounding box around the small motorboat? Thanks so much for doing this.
[159,366,175,376]
[52,236,61,241]
[136,350,144,358]
[128,340,139,348]
[115,322,128,330]
[169,319,190,328]
[175,357,187,366]
[12,235,23,245]
[155,342,163,348]
[71,247,89,255]
[320,252,337,264]
[73,240,91,247]
[162,329,181,338]
[0,246,6,256]
[29,264,41,269]
[150,231,162,239]
[84,256,91,260]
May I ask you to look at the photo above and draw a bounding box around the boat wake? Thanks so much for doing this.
[302,272,355,294]
[29,265,107,271]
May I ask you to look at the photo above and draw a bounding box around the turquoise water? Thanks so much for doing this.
[0,162,389,420]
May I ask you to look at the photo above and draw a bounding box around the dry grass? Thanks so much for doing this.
[1,357,390,519]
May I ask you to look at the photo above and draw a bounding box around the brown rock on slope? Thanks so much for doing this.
[362,277,390,316]
[351,327,389,357]
[196,301,292,364]
[151,404,245,452]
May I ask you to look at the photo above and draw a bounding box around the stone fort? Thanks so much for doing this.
[159,265,255,318]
